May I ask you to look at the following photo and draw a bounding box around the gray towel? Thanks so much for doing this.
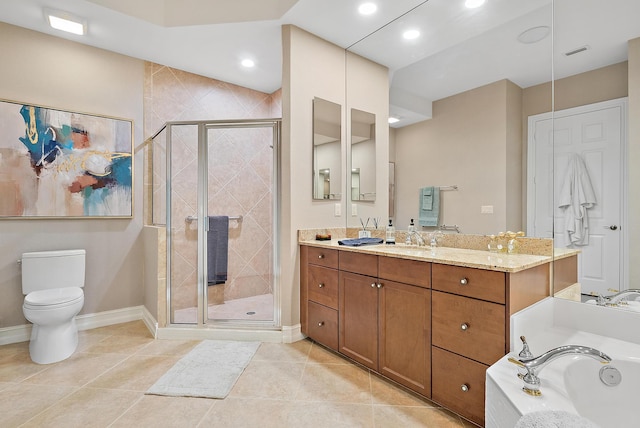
[207,216,229,285]
[418,186,440,227]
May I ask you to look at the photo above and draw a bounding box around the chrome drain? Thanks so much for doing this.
[600,366,622,387]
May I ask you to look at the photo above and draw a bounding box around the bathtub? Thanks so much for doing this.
[486,298,640,428]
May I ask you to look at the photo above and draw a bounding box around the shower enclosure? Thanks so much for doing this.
[150,119,281,328]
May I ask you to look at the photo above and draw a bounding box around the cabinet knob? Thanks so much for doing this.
[461,384,470,392]
[371,283,377,288]
[461,323,469,331]
[318,283,324,288]
[318,321,324,327]
[376,283,383,289]
[318,254,325,259]
[460,278,468,285]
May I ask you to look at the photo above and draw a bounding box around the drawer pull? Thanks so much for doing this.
[371,283,377,288]
[460,323,470,331]
[318,254,325,259]
[461,384,470,392]
[460,278,469,285]
[318,283,325,288]
[318,321,325,327]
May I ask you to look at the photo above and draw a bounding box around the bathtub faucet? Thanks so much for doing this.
[508,345,611,396]
[597,289,640,306]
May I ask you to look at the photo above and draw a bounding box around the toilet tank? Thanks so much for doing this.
[21,249,86,294]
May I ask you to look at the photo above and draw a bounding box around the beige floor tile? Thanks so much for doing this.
[134,338,200,356]
[307,342,352,365]
[20,387,141,428]
[251,339,311,363]
[296,363,373,404]
[0,351,49,382]
[0,341,29,358]
[87,354,180,391]
[76,330,112,352]
[230,360,305,400]
[286,401,375,428]
[82,334,154,355]
[22,352,128,387]
[0,383,77,428]
[111,394,214,428]
[198,397,291,428]
[370,373,436,407]
[89,320,153,338]
[373,405,465,428]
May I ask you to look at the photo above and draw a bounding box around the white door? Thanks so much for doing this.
[528,98,626,297]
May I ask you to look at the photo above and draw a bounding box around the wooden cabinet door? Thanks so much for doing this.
[378,280,431,397]
[339,271,378,370]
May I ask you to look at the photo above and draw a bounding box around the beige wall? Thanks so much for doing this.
[281,25,389,327]
[281,25,346,327]
[0,23,145,328]
[393,79,521,234]
[628,39,640,287]
[345,51,390,228]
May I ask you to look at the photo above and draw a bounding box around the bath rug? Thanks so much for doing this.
[146,339,260,399]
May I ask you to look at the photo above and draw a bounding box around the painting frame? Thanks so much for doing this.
[0,98,134,219]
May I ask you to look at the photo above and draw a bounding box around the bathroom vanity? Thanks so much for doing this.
[299,238,562,426]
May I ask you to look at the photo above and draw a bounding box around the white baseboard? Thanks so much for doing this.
[0,306,146,346]
[0,307,300,345]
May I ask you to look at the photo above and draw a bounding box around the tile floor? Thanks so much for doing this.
[0,321,476,427]
[174,293,274,323]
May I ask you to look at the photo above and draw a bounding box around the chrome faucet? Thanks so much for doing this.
[406,230,426,246]
[509,345,611,396]
[597,289,640,306]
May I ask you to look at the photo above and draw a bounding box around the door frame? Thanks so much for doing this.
[526,97,629,291]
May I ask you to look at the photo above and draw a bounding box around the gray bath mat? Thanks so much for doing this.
[146,339,260,399]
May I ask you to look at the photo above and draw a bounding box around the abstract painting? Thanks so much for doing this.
[0,100,133,218]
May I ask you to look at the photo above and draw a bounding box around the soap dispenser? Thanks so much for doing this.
[386,219,396,245]
[405,219,415,244]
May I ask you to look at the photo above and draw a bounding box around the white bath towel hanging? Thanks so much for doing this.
[558,154,596,246]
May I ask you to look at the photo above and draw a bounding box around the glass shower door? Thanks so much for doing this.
[204,121,279,325]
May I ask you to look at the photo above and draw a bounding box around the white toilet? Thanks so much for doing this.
[21,249,86,364]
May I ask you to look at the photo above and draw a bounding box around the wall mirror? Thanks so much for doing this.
[350,108,376,201]
[312,97,342,200]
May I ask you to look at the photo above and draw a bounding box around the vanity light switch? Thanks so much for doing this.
[351,204,358,216]
[335,203,341,216]
[481,205,494,214]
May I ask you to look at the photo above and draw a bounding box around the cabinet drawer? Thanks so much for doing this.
[378,257,431,288]
[308,301,338,351]
[432,264,505,304]
[432,291,506,365]
[339,251,378,277]
[307,246,338,269]
[432,347,487,427]
[308,265,338,309]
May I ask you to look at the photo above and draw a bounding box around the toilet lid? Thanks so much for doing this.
[24,287,84,306]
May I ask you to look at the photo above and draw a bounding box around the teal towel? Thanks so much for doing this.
[418,187,440,227]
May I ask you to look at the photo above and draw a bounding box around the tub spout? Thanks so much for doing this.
[509,345,611,396]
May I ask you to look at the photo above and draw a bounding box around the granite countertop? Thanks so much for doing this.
[299,239,558,273]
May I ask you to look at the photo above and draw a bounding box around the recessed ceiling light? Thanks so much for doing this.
[402,29,420,40]
[465,0,486,9]
[517,26,550,44]
[388,117,400,124]
[46,10,86,35]
[358,3,377,15]
[241,59,255,68]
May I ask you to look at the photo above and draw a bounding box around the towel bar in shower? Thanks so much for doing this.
[185,215,243,223]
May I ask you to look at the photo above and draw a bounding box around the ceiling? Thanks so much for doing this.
[0,0,639,127]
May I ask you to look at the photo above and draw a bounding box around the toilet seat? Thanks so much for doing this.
[24,287,84,309]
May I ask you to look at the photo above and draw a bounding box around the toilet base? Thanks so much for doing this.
[29,318,79,364]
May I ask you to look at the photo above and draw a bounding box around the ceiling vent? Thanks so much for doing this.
[565,46,590,56]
